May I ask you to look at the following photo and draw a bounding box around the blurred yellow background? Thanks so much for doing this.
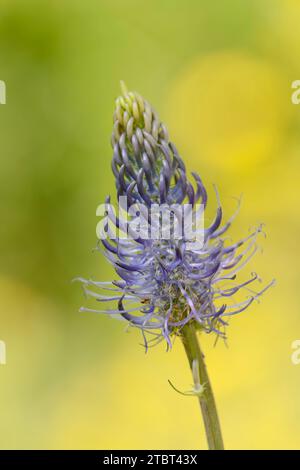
[0,0,300,450]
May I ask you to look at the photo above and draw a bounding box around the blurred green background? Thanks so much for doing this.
[0,0,300,450]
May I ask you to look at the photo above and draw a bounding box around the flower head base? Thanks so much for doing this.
[79,83,274,350]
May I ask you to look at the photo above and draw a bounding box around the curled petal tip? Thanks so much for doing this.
[120,80,128,96]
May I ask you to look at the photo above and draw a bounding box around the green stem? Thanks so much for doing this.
[181,322,224,450]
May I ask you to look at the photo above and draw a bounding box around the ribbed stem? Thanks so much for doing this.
[181,323,224,450]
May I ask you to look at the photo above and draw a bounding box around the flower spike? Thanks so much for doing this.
[79,84,273,349]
